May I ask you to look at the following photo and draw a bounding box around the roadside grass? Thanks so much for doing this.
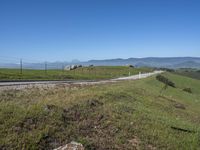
[0,72,200,149]
[0,66,153,81]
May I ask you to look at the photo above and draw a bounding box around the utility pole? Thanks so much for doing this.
[20,59,22,74]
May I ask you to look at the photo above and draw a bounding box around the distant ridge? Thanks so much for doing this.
[0,57,200,69]
[84,57,200,68]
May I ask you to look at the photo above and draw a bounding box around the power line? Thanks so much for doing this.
[0,55,45,63]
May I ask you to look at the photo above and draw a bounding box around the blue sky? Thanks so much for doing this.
[0,0,200,62]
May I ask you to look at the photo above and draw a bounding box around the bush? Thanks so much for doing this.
[183,88,192,93]
[158,68,175,72]
[156,75,176,88]
[127,64,134,68]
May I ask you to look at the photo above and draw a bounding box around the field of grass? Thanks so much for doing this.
[0,66,153,81]
[0,72,200,149]
[174,68,200,80]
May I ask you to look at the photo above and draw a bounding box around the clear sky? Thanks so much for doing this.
[0,0,200,62]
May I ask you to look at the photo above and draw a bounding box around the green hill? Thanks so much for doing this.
[0,66,152,81]
[0,72,200,149]
[174,69,200,80]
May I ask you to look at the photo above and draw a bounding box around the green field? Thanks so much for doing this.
[0,72,200,149]
[0,66,153,81]
[174,68,200,80]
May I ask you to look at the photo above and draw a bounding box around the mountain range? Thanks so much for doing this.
[84,57,200,69]
[0,57,200,69]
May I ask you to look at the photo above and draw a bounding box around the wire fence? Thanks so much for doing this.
[0,56,150,80]
[0,56,111,79]
[0,56,96,80]
[0,56,71,71]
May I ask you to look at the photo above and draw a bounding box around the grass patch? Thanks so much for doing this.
[0,66,153,81]
[174,68,200,80]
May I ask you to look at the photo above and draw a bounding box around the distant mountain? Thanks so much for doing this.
[83,57,200,68]
[168,61,200,68]
[71,59,80,63]
[0,57,200,69]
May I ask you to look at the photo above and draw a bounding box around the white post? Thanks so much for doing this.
[139,72,141,79]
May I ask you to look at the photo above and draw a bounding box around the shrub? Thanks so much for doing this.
[183,88,192,94]
[156,75,176,88]
[159,68,175,72]
[127,64,134,68]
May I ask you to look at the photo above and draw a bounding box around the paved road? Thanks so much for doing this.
[112,70,163,80]
[0,70,163,88]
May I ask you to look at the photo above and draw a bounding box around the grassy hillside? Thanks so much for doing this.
[0,73,200,149]
[0,66,152,81]
[174,69,200,80]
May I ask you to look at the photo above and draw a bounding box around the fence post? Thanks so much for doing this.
[20,59,22,74]
[62,64,64,72]
[45,62,47,75]
[139,72,141,79]
[95,68,96,79]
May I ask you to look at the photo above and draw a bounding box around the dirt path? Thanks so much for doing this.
[0,71,163,91]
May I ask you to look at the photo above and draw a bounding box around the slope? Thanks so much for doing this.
[0,73,200,149]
